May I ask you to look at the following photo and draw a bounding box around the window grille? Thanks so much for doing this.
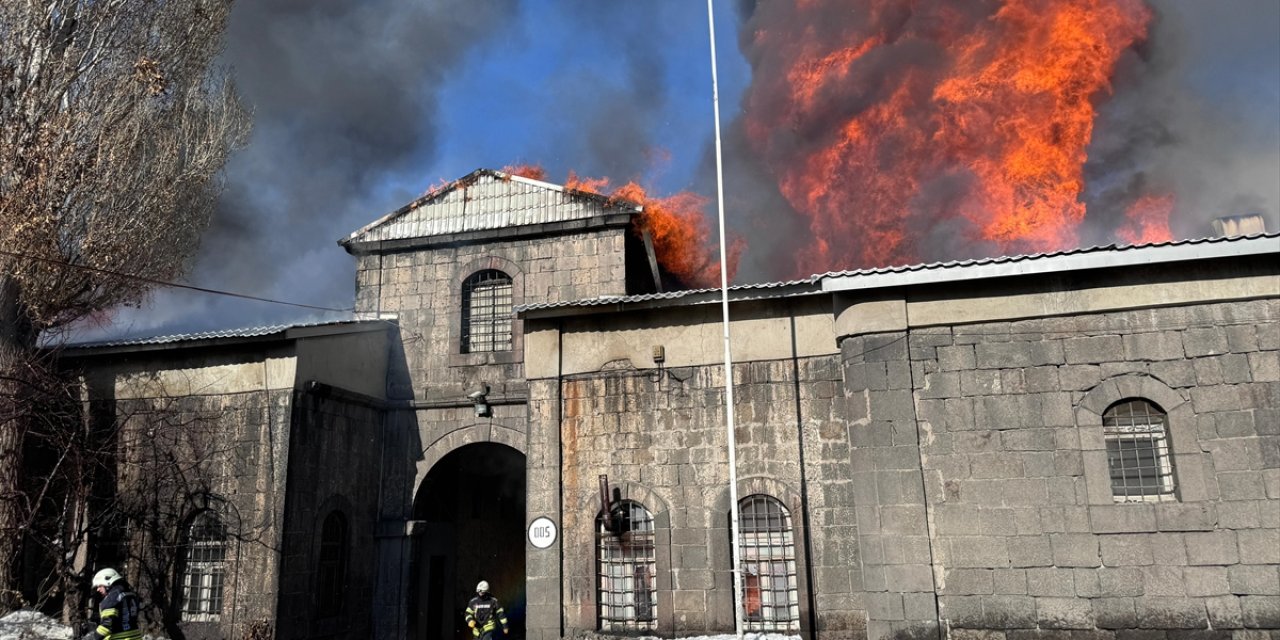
[181,512,226,622]
[597,501,657,632]
[461,270,513,353]
[1104,399,1176,502]
[316,511,348,618]
[738,495,800,632]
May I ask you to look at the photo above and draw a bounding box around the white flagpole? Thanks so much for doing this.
[706,1,745,636]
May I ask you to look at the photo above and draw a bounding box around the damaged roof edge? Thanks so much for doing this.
[338,168,643,250]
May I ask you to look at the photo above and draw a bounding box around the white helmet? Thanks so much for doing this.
[92,568,122,589]
[476,580,489,594]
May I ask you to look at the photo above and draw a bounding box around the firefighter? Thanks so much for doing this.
[82,568,142,640]
[465,580,509,639]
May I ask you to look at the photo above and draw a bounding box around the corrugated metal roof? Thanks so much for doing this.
[65,317,382,351]
[342,169,641,246]
[518,233,1279,315]
[515,278,821,313]
[819,233,1279,292]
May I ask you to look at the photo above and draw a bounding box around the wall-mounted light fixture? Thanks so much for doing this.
[467,384,491,418]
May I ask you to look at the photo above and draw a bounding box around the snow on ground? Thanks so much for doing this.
[0,610,72,640]
[0,610,794,640]
[628,636,799,640]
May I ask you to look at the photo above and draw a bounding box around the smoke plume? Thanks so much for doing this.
[88,0,520,338]
[723,0,1279,280]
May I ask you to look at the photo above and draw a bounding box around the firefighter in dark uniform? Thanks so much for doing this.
[82,568,142,640]
[465,580,509,639]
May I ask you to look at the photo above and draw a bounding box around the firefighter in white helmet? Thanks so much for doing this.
[464,580,509,639]
[81,568,141,640]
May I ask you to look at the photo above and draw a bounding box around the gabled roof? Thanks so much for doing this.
[340,168,641,248]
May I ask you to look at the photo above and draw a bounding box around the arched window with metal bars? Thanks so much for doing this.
[738,494,800,632]
[1104,398,1176,502]
[597,500,657,632]
[180,511,227,622]
[460,269,513,353]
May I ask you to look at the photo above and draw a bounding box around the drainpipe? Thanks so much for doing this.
[790,316,820,639]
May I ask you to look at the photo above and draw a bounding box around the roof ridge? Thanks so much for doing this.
[340,168,641,247]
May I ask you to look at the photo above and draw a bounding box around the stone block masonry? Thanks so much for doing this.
[900,300,1280,638]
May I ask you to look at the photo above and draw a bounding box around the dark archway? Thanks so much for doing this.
[410,442,526,640]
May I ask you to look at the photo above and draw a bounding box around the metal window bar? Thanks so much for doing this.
[1104,399,1176,502]
[598,501,657,632]
[738,495,800,632]
[182,513,227,621]
[317,512,347,617]
[461,270,513,353]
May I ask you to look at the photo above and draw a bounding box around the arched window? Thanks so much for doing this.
[181,511,227,622]
[1104,398,1176,502]
[316,511,349,618]
[738,495,800,632]
[461,270,513,353]
[597,501,656,632]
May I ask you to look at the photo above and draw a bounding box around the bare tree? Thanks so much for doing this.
[0,0,249,608]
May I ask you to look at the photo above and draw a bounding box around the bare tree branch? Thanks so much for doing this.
[1,0,249,609]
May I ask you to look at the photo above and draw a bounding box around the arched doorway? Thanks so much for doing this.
[410,442,526,639]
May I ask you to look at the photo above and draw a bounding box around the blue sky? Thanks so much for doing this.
[76,0,1279,342]
[424,0,748,194]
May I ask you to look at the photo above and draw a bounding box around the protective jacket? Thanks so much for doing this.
[90,583,142,640]
[465,593,508,638]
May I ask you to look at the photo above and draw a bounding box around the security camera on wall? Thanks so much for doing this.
[468,384,491,417]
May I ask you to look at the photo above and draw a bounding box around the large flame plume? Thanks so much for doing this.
[742,0,1167,274]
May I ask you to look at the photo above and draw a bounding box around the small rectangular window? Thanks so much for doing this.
[1104,399,1176,502]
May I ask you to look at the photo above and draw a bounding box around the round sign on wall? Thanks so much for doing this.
[528,516,557,549]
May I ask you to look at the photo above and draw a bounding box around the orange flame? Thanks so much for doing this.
[613,182,742,289]
[525,168,737,288]
[744,0,1166,273]
[564,171,611,196]
[501,164,548,181]
[1117,194,1174,245]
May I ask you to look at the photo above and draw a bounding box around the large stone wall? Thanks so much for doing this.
[845,298,1280,638]
[357,226,634,639]
[528,353,862,639]
[92,368,292,640]
[276,385,385,640]
[353,227,630,403]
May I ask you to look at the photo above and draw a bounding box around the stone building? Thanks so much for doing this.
[58,169,1279,639]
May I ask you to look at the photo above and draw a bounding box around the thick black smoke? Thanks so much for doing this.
[83,0,714,339]
[76,0,1278,338]
[1082,0,1280,244]
[87,0,519,338]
